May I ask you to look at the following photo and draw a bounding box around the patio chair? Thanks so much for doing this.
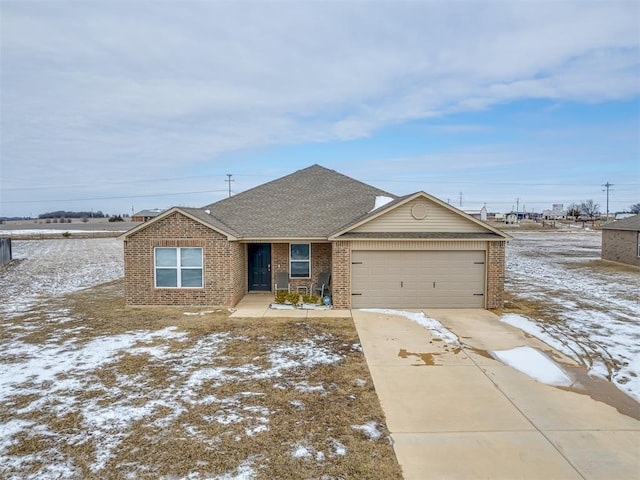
[274,272,290,292]
[313,271,331,298]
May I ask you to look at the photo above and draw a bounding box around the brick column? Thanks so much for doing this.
[331,241,351,308]
[486,241,505,309]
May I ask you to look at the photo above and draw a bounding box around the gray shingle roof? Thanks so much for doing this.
[179,207,242,238]
[601,214,640,231]
[201,165,396,238]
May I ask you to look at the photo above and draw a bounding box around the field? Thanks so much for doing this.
[503,228,640,404]
[1,230,638,478]
[0,240,401,479]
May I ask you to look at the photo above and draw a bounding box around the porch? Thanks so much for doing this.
[229,293,351,319]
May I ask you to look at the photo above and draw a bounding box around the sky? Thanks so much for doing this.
[1,0,639,218]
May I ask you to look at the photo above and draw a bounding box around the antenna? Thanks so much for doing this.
[226,174,235,198]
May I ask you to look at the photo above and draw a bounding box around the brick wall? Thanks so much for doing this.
[486,241,505,309]
[331,241,351,308]
[271,242,332,295]
[602,229,640,267]
[124,212,245,306]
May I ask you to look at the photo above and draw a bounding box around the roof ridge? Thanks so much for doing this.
[203,164,396,209]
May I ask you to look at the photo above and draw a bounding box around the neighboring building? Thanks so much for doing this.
[121,165,511,309]
[601,214,640,267]
[615,213,636,221]
[132,209,164,222]
[0,237,11,267]
[542,204,567,220]
[464,206,487,221]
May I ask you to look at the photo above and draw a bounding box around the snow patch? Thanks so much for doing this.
[491,346,572,387]
[362,309,459,345]
[351,421,382,441]
[371,196,394,211]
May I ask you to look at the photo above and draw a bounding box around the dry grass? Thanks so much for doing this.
[1,280,403,479]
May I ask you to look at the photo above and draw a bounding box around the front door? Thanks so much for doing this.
[248,244,271,291]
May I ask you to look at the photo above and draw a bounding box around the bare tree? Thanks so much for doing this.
[567,203,581,221]
[630,203,640,214]
[580,199,600,225]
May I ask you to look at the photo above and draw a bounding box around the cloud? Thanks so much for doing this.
[1,1,638,215]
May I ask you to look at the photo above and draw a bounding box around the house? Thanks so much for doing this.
[132,208,164,222]
[464,206,487,221]
[120,165,511,309]
[601,214,640,267]
[542,204,567,221]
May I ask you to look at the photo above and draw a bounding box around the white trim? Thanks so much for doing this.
[289,243,311,279]
[154,247,204,288]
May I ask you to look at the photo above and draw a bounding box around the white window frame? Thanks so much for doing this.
[289,243,311,279]
[154,247,203,288]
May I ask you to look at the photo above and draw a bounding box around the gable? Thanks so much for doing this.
[349,196,491,234]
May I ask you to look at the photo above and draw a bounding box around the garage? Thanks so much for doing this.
[350,250,486,309]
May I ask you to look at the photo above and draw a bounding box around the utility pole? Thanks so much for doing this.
[602,182,613,222]
[459,192,463,207]
[226,174,235,198]
[516,198,520,220]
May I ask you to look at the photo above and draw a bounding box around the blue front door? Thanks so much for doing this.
[248,244,271,291]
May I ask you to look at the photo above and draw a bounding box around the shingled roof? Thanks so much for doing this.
[601,214,640,231]
[202,165,396,239]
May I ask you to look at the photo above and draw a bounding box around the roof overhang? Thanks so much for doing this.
[118,207,238,241]
[238,237,330,243]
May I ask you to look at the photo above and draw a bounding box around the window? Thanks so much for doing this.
[290,243,310,278]
[155,247,203,288]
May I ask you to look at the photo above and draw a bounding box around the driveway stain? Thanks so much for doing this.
[398,349,439,366]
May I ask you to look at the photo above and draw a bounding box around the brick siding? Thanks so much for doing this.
[486,241,505,309]
[331,241,351,308]
[602,229,640,267]
[271,242,332,295]
[124,213,507,309]
[124,212,245,306]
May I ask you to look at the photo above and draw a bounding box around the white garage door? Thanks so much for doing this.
[351,250,486,309]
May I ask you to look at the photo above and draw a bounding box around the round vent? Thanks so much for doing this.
[411,202,429,220]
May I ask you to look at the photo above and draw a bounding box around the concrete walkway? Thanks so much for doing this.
[228,296,639,479]
[229,293,352,319]
[352,309,640,480]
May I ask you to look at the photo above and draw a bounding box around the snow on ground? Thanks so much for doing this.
[505,230,640,403]
[0,308,348,477]
[0,239,123,318]
[2,239,389,478]
[491,346,572,387]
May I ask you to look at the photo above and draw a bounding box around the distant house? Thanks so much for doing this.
[120,165,511,309]
[542,204,567,220]
[132,209,164,222]
[464,206,487,221]
[601,214,640,267]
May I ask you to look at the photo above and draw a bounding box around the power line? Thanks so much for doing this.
[0,189,229,204]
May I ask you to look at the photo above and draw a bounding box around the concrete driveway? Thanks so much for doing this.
[352,309,640,480]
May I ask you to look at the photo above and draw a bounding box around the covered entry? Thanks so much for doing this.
[351,250,486,308]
